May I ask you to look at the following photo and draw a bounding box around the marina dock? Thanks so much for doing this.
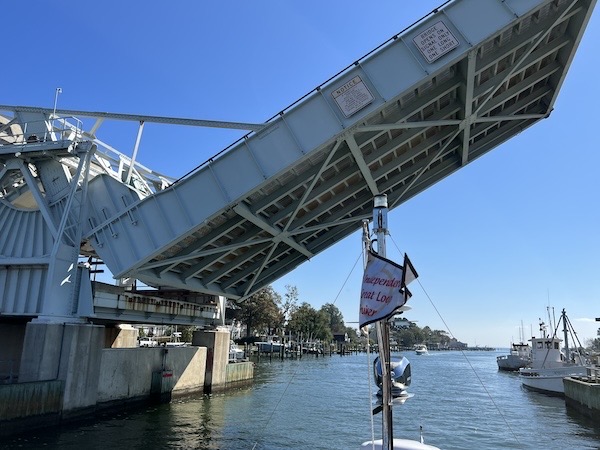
[564,367,600,421]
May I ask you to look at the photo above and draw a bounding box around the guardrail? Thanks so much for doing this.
[587,366,600,383]
[0,116,83,146]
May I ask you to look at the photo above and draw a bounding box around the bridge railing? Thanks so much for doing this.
[1,113,174,197]
[0,116,83,146]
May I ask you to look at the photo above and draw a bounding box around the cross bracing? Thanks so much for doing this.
[0,0,596,321]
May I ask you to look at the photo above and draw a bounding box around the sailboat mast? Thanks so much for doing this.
[372,194,394,449]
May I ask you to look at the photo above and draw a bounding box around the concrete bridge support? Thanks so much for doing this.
[104,324,139,348]
[192,328,229,392]
[19,322,104,416]
[1,323,245,436]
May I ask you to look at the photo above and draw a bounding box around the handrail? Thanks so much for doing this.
[0,116,83,146]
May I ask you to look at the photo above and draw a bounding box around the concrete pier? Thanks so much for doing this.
[564,370,600,421]
[0,324,252,436]
[192,329,229,392]
[19,322,105,416]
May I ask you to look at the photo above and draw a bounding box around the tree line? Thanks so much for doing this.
[229,285,452,348]
[230,285,356,344]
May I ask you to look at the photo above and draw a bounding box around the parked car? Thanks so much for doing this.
[139,337,158,347]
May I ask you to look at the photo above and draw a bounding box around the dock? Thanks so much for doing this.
[564,367,600,421]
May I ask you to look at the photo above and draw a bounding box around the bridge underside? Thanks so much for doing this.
[125,0,596,300]
[0,0,596,324]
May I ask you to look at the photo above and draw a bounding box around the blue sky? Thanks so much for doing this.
[4,1,599,348]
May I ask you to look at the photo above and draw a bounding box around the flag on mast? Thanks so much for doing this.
[359,252,419,328]
[401,254,418,302]
[402,254,418,286]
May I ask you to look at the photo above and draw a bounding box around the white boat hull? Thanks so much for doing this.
[360,439,440,450]
[519,366,587,395]
[256,342,284,353]
[497,354,529,371]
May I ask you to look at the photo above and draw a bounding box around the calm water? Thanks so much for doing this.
[2,350,600,449]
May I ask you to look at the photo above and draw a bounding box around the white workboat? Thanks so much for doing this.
[497,342,530,371]
[519,309,587,395]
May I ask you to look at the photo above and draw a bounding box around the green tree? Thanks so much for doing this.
[344,326,360,344]
[320,303,345,333]
[287,302,331,342]
[238,286,283,337]
[393,322,423,348]
[431,329,450,346]
[181,326,196,343]
[591,328,600,351]
[279,285,299,326]
[421,326,432,342]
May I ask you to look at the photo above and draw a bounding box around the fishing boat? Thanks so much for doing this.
[518,309,588,395]
[359,194,439,450]
[497,321,531,371]
[496,342,531,371]
[414,345,428,356]
[255,338,285,354]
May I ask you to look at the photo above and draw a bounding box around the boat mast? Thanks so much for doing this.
[562,308,570,361]
[372,194,394,449]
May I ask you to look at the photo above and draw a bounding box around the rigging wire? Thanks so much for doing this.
[330,248,363,307]
[251,361,300,450]
[251,235,367,448]
[388,233,522,446]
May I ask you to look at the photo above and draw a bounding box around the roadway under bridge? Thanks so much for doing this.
[0,0,597,327]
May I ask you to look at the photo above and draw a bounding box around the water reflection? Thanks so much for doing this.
[1,352,600,450]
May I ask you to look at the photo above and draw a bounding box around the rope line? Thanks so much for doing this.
[330,249,362,306]
[388,233,521,446]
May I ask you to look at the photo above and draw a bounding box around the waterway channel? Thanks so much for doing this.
[1,350,599,449]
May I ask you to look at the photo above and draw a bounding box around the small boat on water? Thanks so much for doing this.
[414,344,428,355]
[519,309,588,395]
[496,342,531,371]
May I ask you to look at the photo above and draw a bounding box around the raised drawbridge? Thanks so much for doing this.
[0,0,596,326]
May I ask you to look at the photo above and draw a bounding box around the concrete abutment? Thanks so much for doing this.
[0,323,247,436]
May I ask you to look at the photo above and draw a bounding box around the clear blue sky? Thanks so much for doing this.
[4,1,599,348]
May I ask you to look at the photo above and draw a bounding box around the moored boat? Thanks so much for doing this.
[360,438,439,450]
[519,309,588,395]
[497,343,530,371]
[256,339,285,353]
[229,341,246,362]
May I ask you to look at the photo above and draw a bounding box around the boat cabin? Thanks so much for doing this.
[529,336,564,368]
